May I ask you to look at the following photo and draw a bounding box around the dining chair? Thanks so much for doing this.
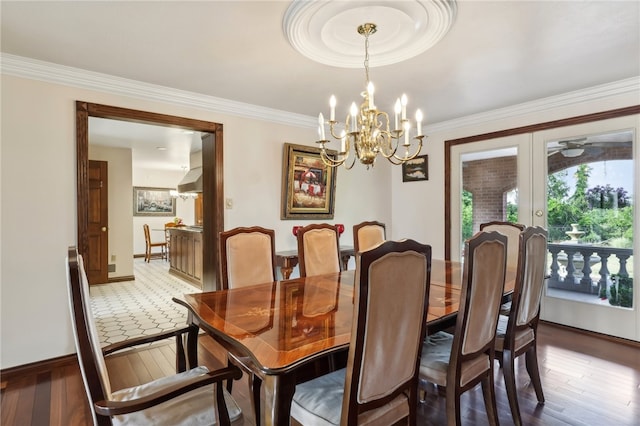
[164,221,177,262]
[290,239,432,425]
[480,221,525,314]
[296,223,341,277]
[495,226,547,426]
[66,246,243,426]
[143,223,167,262]
[479,221,525,270]
[419,230,507,426]
[219,226,277,425]
[219,226,277,289]
[352,220,386,253]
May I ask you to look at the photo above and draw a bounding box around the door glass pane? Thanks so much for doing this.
[460,147,518,257]
[545,130,634,309]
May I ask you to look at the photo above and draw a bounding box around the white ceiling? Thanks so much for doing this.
[2,1,639,169]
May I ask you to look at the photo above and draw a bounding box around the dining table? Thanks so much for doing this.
[173,259,516,426]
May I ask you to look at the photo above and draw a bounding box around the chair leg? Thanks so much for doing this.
[250,374,262,426]
[525,345,545,403]
[225,357,234,394]
[481,372,500,426]
[445,385,461,426]
[502,349,522,426]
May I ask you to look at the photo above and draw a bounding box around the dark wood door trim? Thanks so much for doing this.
[76,101,224,291]
[444,105,640,260]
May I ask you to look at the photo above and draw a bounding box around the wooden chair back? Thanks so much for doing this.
[342,239,431,424]
[352,220,386,253]
[66,247,114,425]
[164,222,177,259]
[68,246,243,425]
[480,221,525,270]
[511,226,547,329]
[219,226,277,289]
[296,223,341,277]
[455,231,507,363]
[143,223,166,262]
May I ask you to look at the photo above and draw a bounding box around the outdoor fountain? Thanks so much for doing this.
[565,223,585,241]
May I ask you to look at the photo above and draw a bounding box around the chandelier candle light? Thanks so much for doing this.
[316,23,425,169]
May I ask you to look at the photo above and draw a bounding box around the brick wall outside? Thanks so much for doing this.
[461,146,631,232]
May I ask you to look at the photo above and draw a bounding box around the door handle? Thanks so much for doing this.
[535,210,544,217]
[101,227,107,232]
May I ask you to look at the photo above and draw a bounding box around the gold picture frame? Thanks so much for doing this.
[281,143,338,219]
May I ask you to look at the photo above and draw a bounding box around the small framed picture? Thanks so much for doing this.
[133,187,176,216]
[402,155,429,182]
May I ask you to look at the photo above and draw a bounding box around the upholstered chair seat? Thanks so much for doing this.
[110,366,241,426]
[494,315,534,352]
[420,332,491,389]
[291,369,409,426]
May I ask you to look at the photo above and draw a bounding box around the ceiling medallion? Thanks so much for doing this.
[283,0,457,68]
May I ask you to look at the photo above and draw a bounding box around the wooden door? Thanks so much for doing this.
[88,160,108,284]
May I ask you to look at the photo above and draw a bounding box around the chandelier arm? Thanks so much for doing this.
[391,137,424,162]
[375,132,400,159]
[317,143,351,168]
[343,154,357,170]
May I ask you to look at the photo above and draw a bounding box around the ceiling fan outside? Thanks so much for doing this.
[547,137,630,158]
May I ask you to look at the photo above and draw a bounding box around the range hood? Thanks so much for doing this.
[177,166,203,193]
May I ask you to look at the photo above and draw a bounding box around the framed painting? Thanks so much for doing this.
[133,187,176,216]
[281,143,338,219]
[402,155,429,182]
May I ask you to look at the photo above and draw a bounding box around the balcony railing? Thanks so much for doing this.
[547,243,632,295]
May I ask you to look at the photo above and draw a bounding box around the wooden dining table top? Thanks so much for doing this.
[174,259,516,375]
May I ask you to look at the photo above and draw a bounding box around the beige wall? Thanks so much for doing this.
[0,74,392,368]
[1,69,637,368]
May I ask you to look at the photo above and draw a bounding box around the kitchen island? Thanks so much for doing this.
[168,226,203,289]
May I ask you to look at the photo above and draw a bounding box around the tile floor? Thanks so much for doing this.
[90,258,201,346]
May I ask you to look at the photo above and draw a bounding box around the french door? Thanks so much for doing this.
[451,114,639,340]
[534,115,638,340]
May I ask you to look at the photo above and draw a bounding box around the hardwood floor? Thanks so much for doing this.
[1,322,639,425]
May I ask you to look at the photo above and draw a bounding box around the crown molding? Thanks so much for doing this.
[2,53,638,134]
[424,76,640,134]
[0,53,316,129]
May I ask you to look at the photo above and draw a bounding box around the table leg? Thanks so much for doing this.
[281,266,294,280]
[262,374,296,426]
[186,323,199,369]
[340,253,352,271]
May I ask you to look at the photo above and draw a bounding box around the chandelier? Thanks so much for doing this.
[316,23,425,169]
[169,190,198,200]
